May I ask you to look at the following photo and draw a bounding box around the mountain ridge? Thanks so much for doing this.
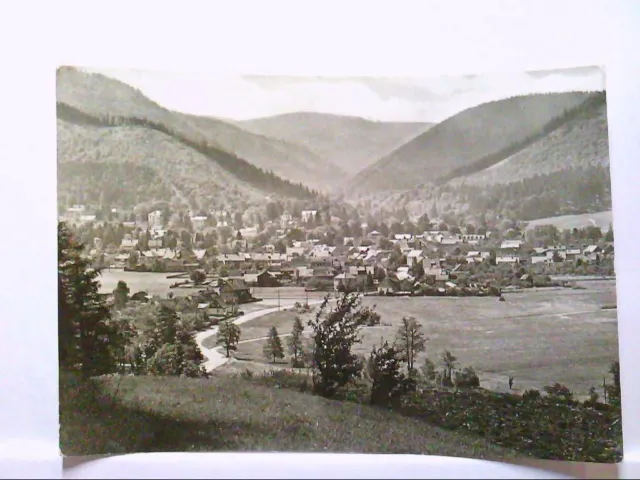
[236,111,433,176]
[347,91,600,196]
[56,67,342,192]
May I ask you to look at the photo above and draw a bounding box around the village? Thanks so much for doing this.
[60,202,616,321]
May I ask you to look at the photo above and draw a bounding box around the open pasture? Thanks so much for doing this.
[235,281,618,397]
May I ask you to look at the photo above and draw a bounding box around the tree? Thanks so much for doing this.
[417,214,431,233]
[308,293,368,397]
[113,280,130,309]
[216,320,241,357]
[409,261,425,279]
[395,316,428,372]
[287,316,305,367]
[367,340,415,407]
[605,223,614,242]
[441,350,458,385]
[58,222,119,378]
[420,357,437,384]
[605,360,621,406]
[263,326,285,363]
[144,307,207,377]
[190,269,206,286]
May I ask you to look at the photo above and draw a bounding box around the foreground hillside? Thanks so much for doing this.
[348,92,595,195]
[56,67,341,192]
[237,112,431,176]
[60,372,518,459]
[57,117,270,214]
[452,93,608,187]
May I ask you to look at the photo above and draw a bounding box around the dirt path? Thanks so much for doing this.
[194,299,325,372]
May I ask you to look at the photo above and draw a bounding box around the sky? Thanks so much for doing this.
[81,66,605,123]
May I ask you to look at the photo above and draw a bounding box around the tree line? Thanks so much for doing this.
[57,102,318,200]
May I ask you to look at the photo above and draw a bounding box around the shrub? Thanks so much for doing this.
[544,382,573,401]
[367,340,416,407]
[454,367,480,389]
[522,388,542,401]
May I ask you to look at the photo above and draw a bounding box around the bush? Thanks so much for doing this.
[522,388,542,401]
[544,382,573,401]
[367,340,416,407]
[454,367,480,388]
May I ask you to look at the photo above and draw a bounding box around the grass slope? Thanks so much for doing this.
[348,92,595,195]
[525,211,613,232]
[56,67,340,192]
[60,372,519,459]
[237,112,432,176]
[453,94,609,187]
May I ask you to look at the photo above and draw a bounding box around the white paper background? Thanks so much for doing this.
[1,0,639,478]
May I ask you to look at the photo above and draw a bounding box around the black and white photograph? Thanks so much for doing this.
[57,65,622,463]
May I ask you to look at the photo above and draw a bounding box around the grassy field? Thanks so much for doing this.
[233,282,618,397]
[524,210,613,231]
[59,371,520,459]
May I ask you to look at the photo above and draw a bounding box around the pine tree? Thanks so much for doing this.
[58,222,118,377]
[263,326,285,363]
[287,316,305,367]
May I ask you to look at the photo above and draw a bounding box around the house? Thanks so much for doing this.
[244,269,278,287]
[148,210,163,229]
[582,245,602,261]
[333,273,358,291]
[407,249,425,267]
[301,210,318,222]
[531,255,553,265]
[377,276,400,295]
[239,227,259,239]
[395,266,413,282]
[217,254,246,267]
[217,279,252,304]
[120,237,139,251]
[466,251,483,263]
[286,246,306,257]
[394,234,413,241]
[520,274,534,287]
[423,259,449,281]
[500,240,524,250]
[439,235,459,246]
[148,238,163,249]
[313,266,337,281]
[496,256,520,264]
[368,230,382,242]
[461,233,486,243]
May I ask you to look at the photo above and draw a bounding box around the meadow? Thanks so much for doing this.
[60,372,519,460]
[232,281,618,397]
[524,210,613,232]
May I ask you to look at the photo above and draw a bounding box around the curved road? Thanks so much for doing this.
[194,299,326,372]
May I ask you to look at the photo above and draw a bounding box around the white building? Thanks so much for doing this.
[301,210,318,222]
[148,210,164,229]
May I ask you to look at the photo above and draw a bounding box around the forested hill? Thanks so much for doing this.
[57,102,316,200]
[348,92,596,195]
